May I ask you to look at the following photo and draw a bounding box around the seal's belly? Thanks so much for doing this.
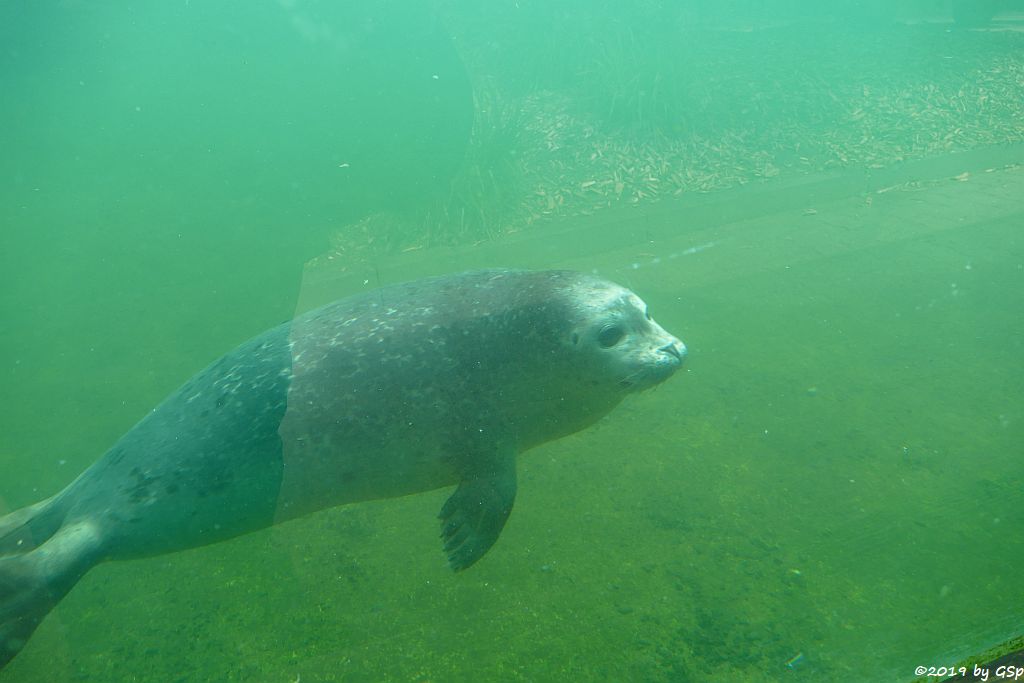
[275,423,461,519]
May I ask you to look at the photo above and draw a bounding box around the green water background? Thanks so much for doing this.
[2,1,1022,681]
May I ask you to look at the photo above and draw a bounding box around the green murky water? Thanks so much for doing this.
[2,2,1022,681]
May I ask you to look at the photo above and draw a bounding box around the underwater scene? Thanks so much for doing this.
[1,1,1022,681]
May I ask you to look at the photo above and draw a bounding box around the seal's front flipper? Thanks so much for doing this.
[439,463,517,572]
[0,521,102,671]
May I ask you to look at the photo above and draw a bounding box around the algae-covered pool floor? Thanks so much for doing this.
[3,161,1022,682]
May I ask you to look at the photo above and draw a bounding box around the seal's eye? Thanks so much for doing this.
[645,307,651,321]
[597,325,626,348]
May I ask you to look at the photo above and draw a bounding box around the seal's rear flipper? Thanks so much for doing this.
[0,521,102,671]
[0,496,64,556]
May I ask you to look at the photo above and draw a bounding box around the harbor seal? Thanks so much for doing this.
[0,268,686,669]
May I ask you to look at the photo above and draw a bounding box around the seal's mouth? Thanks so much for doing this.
[618,341,686,391]
[661,342,684,362]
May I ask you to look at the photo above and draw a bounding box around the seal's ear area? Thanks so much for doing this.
[438,463,518,571]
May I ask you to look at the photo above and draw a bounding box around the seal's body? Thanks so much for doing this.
[0,269,685,669]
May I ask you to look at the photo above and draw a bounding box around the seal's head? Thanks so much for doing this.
[462,269,685,453]
[565,275,686,393]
